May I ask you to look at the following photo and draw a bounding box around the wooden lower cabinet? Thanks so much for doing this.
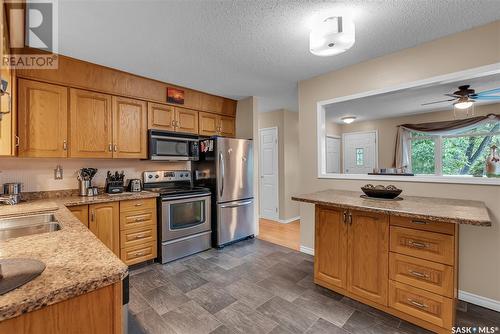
[89,202,120,256]
[68,204,89,227]
[0,282,122,334]
[67,199,157,265]
[315,207,347,289]
[314,205,458,334]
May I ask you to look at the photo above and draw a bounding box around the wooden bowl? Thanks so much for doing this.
[361,185,402,199]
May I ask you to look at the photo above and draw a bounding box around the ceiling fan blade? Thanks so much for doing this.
[474,96,500,101]
[444,94,462,98]
[421,98,456,106]
[476,87,500,96]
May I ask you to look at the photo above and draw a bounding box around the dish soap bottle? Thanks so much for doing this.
[486,145,500,178]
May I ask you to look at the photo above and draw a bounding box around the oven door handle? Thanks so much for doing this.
[219,152,224,199]
[220,200,253,208]
[161,193,210,201]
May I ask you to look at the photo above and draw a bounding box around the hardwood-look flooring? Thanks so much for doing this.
[128,238,500,334]
[258,218,300,251]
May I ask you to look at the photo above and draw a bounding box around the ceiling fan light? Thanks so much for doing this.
[341,116,356,124]
[454,101,473,110]
[310,16,355,56]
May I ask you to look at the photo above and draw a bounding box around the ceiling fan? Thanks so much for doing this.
[422,85,500,109]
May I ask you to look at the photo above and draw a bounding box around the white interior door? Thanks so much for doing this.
[259,127,278,220]
[343,131,378,174]
[326,136,341,173]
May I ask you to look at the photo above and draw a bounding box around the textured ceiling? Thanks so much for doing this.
[325,73,500,123]
[57,1,500,112]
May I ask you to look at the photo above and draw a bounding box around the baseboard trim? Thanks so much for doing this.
[300,245,314,255]
[278,216,301,224]
[459,290,500,312]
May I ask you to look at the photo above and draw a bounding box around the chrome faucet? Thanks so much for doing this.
[0,196,15,205]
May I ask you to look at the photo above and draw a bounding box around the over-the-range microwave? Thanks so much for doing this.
[148,130,199,161]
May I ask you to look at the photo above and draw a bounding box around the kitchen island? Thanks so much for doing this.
[292,189,491,334]
[0,191,158,333]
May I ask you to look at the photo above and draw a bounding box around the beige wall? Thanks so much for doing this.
[259,109,300,221]
[0,158,187,192]
[330,103,499,168]
[298,21,500,301]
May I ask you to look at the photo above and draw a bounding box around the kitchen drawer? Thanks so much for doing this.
[120,224,157,249]
[120,209,156,230]
[389,280,453,329]
[120,198,156,212]
[390,216,455,235]
[390,226,454,265]
[389,252,454,297]
[121,241,157,266]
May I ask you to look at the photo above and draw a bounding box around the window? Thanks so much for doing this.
[409,120,500,176]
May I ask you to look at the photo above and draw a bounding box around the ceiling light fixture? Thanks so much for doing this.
[341,116,356,124]
[310,16,355,56]
[454,97,474,110]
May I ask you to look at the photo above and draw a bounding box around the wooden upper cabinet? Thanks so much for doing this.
[200,94,223,114]
[347,210,389,306]
[18,79,68,157]
[221,99,237,117]
[69,89,113,158]
[148,102,175,131]
[112,96,147,159]
[219,116,235,137]
[89,202,120,256]
[315,206,348,289]
[175,107,198,134]
[199,111,219,136]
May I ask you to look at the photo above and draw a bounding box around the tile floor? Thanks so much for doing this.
[128,238,500,334]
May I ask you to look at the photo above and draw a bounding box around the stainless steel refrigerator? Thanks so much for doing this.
[193,137,254,247]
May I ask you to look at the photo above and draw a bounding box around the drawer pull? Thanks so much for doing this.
[412,220,428,225]
[134,251,145,256]
[408,240,428,249]
[134,218,146,222]
[407,298,428,309]
[134,234,146,239]
[408,270,429,279]
[134,203,144,207]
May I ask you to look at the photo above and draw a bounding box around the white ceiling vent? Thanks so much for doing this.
[309,16,355,56]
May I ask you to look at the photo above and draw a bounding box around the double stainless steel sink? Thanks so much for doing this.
[0,213,61,241]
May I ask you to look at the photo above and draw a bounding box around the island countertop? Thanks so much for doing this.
[0,191,158,322]
[292,189,491,226]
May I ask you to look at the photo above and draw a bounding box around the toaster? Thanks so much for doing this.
[127,179,142,192]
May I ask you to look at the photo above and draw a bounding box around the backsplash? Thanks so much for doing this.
[0,158,188,192]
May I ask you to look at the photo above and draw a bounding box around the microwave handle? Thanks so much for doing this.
[219,152,224,198]
[150,135,198,142]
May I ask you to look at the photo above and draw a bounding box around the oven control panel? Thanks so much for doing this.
[143,170,191,183]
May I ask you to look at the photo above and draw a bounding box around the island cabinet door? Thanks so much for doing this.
[347,210,389,306]
[89,202,120,256]
[315,206,348,289]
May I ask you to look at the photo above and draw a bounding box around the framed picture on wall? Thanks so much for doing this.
[167,88,185,104]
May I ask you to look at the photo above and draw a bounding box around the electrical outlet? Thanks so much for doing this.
[54,165,63,180]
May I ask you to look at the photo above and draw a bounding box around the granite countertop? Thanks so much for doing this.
[0,191,159,322]
[292,189,491,226]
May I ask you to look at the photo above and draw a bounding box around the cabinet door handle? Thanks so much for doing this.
[90,211,95,222]
[108,143,113,152]
[342,211,347,224]
[407,299,428,309]
[15,135,20,147]
[113,144,118,152]
[408,270,429,279]
[408,240,428,249]
[171,120,176,127]
[348,212,352,225]
[63,140,68,150]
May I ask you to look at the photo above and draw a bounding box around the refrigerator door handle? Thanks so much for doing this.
[219,152,224,198]
[219,200,253,208]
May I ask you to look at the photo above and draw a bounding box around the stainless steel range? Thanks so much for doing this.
[143,170,211,263]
